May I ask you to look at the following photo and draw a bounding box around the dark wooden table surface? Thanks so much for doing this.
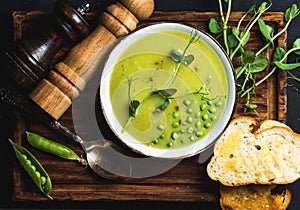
[1,0,300,209]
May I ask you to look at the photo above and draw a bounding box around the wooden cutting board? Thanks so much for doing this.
[12,11,287,203]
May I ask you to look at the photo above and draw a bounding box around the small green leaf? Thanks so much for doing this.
[274,61,300,70]
[258,2,268,13]
[240,30,250,46]
[249,57,269,73]
[182,54,195,65]
[241,50,256,65]
[272,47,286,62]
[285,4,300,22]
[258,18,274,47]
[293,38,300,55]
[155,99,171,112]
[153,89,177,98]
[235,66,244,76]
[129,100,140,117]
[209,18,222,34]
[227,34,239,48]
[231,27,240,38]
[170,49,194,65]
[170,49,183,62]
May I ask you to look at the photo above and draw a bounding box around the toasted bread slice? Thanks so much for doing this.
[220,185,292,210]
[207,116,300,186]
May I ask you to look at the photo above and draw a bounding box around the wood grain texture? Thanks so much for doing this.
[12,11,287,202]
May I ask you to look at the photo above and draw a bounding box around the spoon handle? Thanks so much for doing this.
[0,87,82,143]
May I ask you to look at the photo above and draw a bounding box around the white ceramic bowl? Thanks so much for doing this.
[100,23,236,159]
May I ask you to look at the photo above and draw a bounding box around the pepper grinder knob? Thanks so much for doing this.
[29,0,155,120]
[3,0,91,92]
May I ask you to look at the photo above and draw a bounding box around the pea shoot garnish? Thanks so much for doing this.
[209,0,300,112]
[166,28,200,87]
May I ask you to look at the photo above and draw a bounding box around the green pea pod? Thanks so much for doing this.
[26,131,87,166]
[8,139,52,199]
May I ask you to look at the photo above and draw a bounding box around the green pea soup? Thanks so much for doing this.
[108,29,228,150]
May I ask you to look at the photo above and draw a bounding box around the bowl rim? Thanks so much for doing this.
[100,22,237,159]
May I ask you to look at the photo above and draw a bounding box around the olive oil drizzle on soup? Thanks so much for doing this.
[110,30,228,149]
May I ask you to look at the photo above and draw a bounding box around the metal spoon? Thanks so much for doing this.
[0,87,182,180]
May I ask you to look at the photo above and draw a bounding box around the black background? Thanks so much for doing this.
[0,0,299,209]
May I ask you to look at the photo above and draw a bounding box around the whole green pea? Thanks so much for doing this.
[172,121,180,128]
[200,103,208,111]
[186,108,193,114]
[152,138,159,145]
[157,124,165,130]
[31,165,36,172]
[25,159,31,166]
[215,101,223,107]
[204,122,212,129]
[35,171,41,179]
[195,121,202,128]
[40,176,47,185]
[207,100,213,106]
[173,112,180,119]
[159,133,166,139]
[211,115,218,122]
[167,142,173,148]
[189,136,195,141]
[171,132,179,140]
[183,100,191,106]
[195,111,201,118]
[186,116,193,124]
[202,114,209,121]
[209,107,216,114]
[196,131,204,137]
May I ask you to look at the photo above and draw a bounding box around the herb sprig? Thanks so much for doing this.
[209,1,300,112]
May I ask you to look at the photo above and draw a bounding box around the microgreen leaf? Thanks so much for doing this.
[129,100,140,118]
[293,38,300,55]
[170,49,183,62]
[272,47,286,62]
[240,30,250,46]
[227,34,239,48]
[258,18,274,47]
[209,18,222,34]
[153,88,177,98]
[285,3,300,22]
[274,61,300,70]
[258,2,268,13]
[231,27,240,38]
[241,50,256,65]
[235,66,244,76]
[231,28,250,47]
[182,55,195,65]
[248,57,269,73]
[155,99,171,113]
[170,49,194,65]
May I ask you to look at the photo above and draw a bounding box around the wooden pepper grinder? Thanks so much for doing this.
[29,0,155,120]
[3,0,91,93]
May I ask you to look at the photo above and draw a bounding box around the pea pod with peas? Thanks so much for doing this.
[26,131,87,166]
[8,139,52,199]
